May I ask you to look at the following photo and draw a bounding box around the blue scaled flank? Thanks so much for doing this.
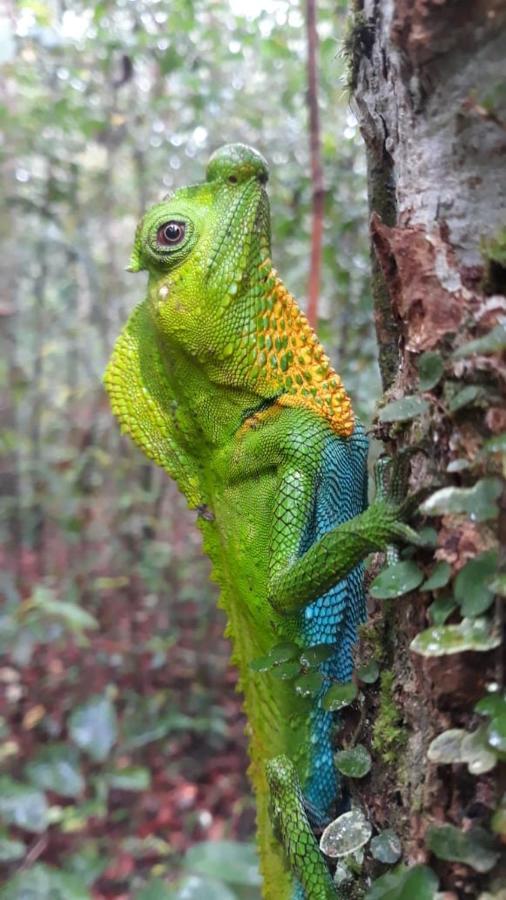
[293,423,369,900]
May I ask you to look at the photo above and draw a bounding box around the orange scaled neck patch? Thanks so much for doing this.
[254,269,355,438]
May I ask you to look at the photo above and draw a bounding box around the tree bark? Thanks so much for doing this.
[347,1,505,895]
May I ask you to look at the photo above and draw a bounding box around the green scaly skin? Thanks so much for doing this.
[104,144,410,899]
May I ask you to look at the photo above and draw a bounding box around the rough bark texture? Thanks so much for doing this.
[346,1,505,895]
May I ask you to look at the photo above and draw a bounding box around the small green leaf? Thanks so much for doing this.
[249,655,274,672]
[0,833,25,862]
[370,829,402,864]
[447,458,471,473]
[487,713,506,753]
[165,876,236,900]
[417,352,444,390]
[294,671,324,697]
[268,642,299,663]
[106,767,151,791]
[320,809,372,857]
[428,595,457,626]
[475,691,506,718]
[448,384,481,413]
[184,841,261,887]
[489,573,506,597]
[270,661,300,680]
[410,617,501,657]
[26,587,98,634]
[334,744,371,778]
[322,682,357,712]
[491,797,506,838]
[69,695,118,762]
[357,661,380,684]
[0,864,91,899]
[453,323,506,358]
[416,526,438,547]
[454,551,498,617]
[378,395,429,423]
[370,561,424,599]
[64,842,108,886]
[299,644,335,668]
[461,726,498,774]
[0,777,48,833]
[426,823,499,873]
[366,865,439,900]
[134,878,174,900]
[25,744,84,798]
[421,561,452,592]
[427,728,467,764]
[483,432,506,454]
[420,478,503,522]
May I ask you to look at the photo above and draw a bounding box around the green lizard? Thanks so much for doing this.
[104,144,414,900]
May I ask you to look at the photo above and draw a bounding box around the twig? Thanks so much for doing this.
[305,0,325,328]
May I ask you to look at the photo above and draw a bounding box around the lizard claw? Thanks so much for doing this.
[373,451,432,548]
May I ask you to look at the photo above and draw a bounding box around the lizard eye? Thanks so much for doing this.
[157,221,186,246]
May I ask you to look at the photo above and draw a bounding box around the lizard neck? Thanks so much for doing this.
[252,266,355,437]
[206,263,355,438]
[150,262,356,447]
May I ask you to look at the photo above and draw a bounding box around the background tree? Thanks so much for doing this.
[343,1,505,895]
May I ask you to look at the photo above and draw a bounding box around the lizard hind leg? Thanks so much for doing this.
[266,755,338,900]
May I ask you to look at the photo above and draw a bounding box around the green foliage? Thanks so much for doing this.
[378,395,430,423]
[417,352,444,391]
[428,726,497,775]
[68,695,118,762]
[357,660,379,683]
[320,809,372,857]
[411,617,501,657]
[184,841,261,887]
[365,865,438,899]
[426,824,499,873]
[420,478,503,521]
[174,841,263,900]
[0,777,48,833]
[334,744,371,778]
[421,561,452,592]
[370,829,401,864]
[454,550,498,617]
[322,681,358,712]
[0,864,91,900]
[453,324,506,358]
[24,744,85,797]
[370,561,424,599]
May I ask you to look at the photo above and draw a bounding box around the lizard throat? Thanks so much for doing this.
[251,268,355,438]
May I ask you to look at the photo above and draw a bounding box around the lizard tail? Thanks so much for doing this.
[266,755,339,900]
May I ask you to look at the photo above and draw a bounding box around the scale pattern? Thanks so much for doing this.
[252,272,355,437]
[301,425,368,819]
[266,756,338,900]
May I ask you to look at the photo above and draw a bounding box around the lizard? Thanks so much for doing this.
[104,143,417,900]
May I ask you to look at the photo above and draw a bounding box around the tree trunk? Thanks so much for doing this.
[347,2,505,895]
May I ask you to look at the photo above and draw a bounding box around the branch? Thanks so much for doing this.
[305,0,325,328]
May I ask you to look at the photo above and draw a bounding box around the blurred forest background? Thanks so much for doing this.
[0,0,379,897]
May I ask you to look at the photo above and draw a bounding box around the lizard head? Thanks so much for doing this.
[128,143,272,353]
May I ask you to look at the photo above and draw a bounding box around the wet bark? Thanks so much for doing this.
[347,1,506,894]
